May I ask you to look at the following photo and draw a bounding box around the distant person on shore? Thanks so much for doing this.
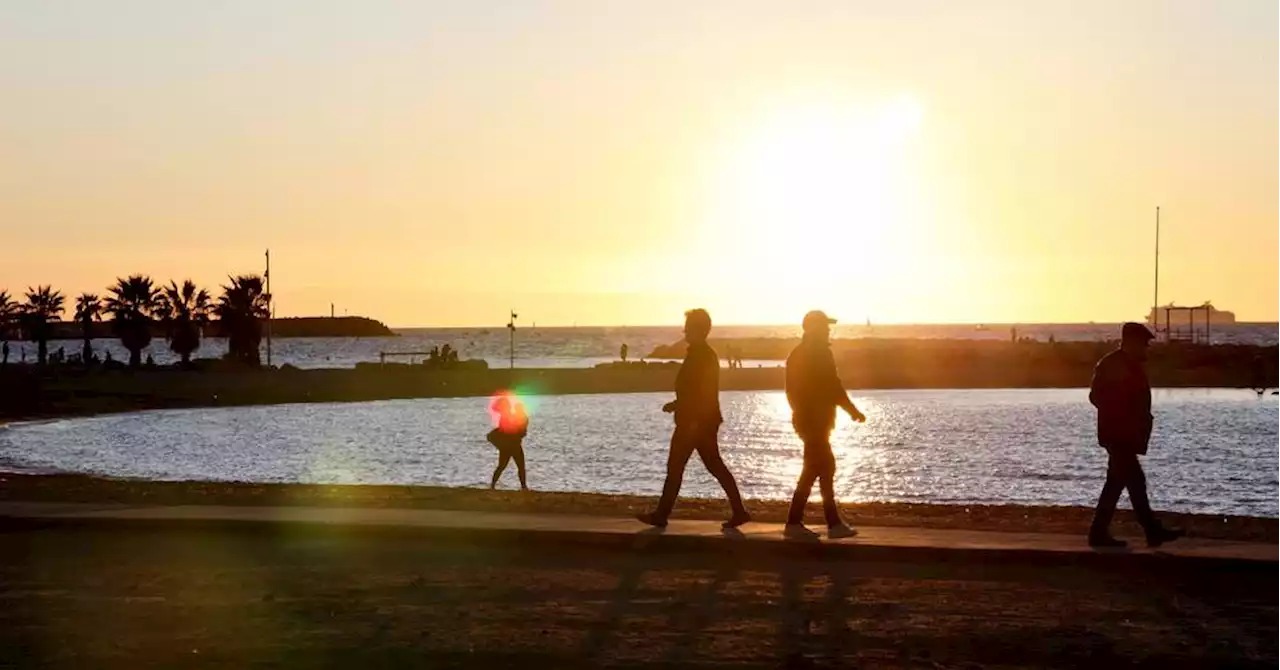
[1087,322,1183,548]
[2,341,8,365]
[784,310,864,540]
[620,343,628,363]
[637,308,750,529]
[487,392,529,491]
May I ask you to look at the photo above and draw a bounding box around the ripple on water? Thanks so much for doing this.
[0,388,1275,517]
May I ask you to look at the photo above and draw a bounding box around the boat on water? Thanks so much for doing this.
[1147,302,1236,326]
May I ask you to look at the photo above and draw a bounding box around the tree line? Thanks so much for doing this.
[0,275,270,368]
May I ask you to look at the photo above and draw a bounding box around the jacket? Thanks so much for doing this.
[786,338,848,436]
[673,341,723,427]
[1088,349,1153,454]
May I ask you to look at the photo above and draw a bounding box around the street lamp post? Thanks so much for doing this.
[507,310,517,370]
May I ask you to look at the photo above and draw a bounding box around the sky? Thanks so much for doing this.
[1,0,1276,327]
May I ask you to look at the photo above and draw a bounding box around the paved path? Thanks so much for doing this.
[1,502,1273,566]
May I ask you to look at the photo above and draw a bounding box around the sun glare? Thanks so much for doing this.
[701,96,928,320]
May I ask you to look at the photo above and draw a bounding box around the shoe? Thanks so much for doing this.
[722,511,752,529]
[1088,534,1127,548]
[636,512,668,528]
[1146,526,1185,548]
[784,524,820,541]
[827,524,858,540]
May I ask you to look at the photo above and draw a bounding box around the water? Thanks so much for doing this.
[3,388,1275,517]
[14,322,1279,370]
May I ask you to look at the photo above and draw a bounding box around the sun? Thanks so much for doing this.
[699,96,927,319]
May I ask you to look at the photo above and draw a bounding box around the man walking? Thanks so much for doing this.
[1087,322,1183,548]
[784,310,864,540]
[637,309,751,529]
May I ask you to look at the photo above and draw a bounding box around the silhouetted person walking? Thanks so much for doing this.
[1088,322,1183,548]
[638,309,750,529]
[784,310,864,540]
[487,392,529,491]
[620,343,628,363]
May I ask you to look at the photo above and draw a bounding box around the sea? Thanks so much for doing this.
[14,322,1278,370]
[2,388,1275,517]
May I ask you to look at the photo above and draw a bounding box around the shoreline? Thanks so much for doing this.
[2,473,1274,542]
[3,360,1275,422]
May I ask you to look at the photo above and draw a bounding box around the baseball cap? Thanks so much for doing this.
[802,310,837,332]
[1121,322,1155,341]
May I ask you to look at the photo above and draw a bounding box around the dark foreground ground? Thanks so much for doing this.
[1,524,1274,669]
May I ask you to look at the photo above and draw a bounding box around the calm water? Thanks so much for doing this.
[3,389,1275,517]
[15,322,1278,370]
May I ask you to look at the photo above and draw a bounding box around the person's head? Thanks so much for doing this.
[1120,322,1155,360]
[683,308,712,344]
[802,310,836,344]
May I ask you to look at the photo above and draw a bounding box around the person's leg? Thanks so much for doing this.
[1089,450,1127,540]
[803,436,843,528]
[1123,455,1182,546]
[1116,453,1155,530]
[642,426,696,524]
[490,451,512,489]
[695,429,750,525]
[513,440,528,490]
[786,466,818,526]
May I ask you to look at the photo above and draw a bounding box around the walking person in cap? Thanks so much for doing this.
[637,308,751,529]
[784,310,865,540]
[1087,322,1183,548]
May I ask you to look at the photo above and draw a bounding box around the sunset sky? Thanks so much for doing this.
[2,1,1276,326]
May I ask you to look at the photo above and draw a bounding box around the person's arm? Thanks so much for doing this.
[665,346,696,413]
[1089,357,1117,409]
[824,349,865,422]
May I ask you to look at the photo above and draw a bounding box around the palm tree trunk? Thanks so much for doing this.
[37,339,48,366]
[129,348,142,368]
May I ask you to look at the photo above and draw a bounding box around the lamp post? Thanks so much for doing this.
[265,249,272,367]
[507,310,517,370]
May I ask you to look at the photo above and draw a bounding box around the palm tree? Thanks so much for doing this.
[215,275,270,366]
[158,280,211,366]
[0,290,16,364]
[74,293,103,364]
[104,275,159,368]
[21,286,65,366]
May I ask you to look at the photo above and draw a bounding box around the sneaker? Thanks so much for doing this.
[827,524,858,540]
[722,511,752,529]
[1088,534,1127,548]
[784,524,820,541]
[636,512,668,528]
[1146,526,1185,548]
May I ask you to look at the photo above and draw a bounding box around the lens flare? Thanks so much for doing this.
[488,389,536,434]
